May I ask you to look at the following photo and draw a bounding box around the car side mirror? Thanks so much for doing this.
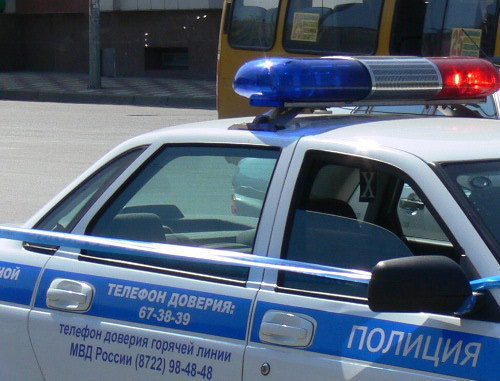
[368,256,472,314]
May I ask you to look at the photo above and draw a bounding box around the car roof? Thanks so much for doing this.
[286,114,500,163]
[124,113,500,164]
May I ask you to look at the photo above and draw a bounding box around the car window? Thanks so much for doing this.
[231,157,277,217]
[279,151,459,300]
[354,104,430,116]
[397,183,449,242]
[441,159,500,262]
[444,97,498,119]
[24,147,146,254]
[86,145,279,283]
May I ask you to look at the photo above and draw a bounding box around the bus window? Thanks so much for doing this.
[391,0,428,55]
[421,0,499,57]
[283,0,384,54]
[228,0,280,50]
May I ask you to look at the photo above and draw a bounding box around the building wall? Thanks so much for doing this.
[0,1,223,79]
[0,16,23,70]
[7,0,224,13]
[102,10,222,78]
[15,0,88,13]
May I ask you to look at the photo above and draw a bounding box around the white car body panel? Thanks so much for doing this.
[0,113,497,380]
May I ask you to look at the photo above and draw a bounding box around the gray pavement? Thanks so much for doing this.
[0,101,217,223]
[0,71,216,109]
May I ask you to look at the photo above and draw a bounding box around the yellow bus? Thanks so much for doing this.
[218,0,500,118]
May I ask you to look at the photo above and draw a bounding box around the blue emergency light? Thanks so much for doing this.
[233,56,500,107]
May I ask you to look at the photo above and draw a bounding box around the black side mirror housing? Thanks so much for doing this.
[368,256,472,314]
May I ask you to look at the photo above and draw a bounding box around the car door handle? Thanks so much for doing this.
[46,278,94,312]
[259,310,315,347]
[260,322,308,339]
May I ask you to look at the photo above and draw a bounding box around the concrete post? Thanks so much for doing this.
[89,0,101,89]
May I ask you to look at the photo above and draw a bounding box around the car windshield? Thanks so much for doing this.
[440,160,500,262]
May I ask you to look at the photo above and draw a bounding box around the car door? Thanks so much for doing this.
[26,142,287,380]
[0,146,148,380]
[0,240,48,379]
[244,140,499,381]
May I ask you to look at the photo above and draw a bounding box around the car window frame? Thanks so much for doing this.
[435,159,500,263]
[24,147,148,255]
[81,143,281,286]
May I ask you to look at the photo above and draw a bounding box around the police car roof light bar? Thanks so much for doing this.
[233,57,500,108]
[431,57,500,99]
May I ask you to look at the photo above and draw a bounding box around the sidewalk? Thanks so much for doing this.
[0,71,216,109]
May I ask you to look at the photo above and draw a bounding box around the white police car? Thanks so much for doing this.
[0,56,499,380]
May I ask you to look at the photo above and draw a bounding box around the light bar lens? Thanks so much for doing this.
[233,56,500,107]
[429,57,500,99]
[233,57,371,107]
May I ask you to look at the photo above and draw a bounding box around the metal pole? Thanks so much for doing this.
[89,0,101,89]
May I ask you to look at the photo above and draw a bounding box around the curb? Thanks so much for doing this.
[0,90,216,109]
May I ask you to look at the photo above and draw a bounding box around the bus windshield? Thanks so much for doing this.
[283,0,384,54]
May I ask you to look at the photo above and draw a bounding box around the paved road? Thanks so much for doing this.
[0,101,217,223]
